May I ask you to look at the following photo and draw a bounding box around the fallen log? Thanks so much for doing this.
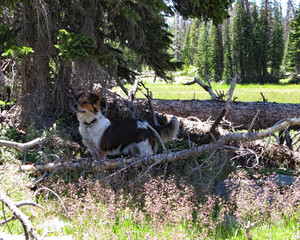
[148,99,300,130]
[22,118,300,174]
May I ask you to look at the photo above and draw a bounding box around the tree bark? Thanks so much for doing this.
[148,99,300,130]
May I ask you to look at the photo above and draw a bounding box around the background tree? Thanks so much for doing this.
[195,22,212,81]
[285,9,300,74]
[210,24,224,81]
[232,0,255,83]
[181,23,192,65]
[222,18,234,83]
[188,19,201,66]
[269,1,284,76]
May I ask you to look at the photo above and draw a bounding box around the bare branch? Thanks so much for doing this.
[193,77,217,100]
[22,118,300,174]
[34,188,71,220]
[0,190,41,240]
[128,79,140,101]
[140,81,159,125]
[247,109,261,135]
[225,73,237,117]
[182,79,197,85]
[0,138,42,153]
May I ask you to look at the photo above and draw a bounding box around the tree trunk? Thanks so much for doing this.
[19,0,52,125]
[148,99,300,130]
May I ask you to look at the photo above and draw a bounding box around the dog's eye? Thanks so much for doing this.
[82,101,88,104]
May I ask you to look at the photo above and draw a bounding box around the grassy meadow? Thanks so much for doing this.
[124,81,300,103]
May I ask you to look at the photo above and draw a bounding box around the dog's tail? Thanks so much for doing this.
[152,116,179,143]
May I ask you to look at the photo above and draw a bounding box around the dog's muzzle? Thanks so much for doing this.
[74,103,86,113]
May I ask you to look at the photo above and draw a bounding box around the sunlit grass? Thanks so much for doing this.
[118,82,300,103]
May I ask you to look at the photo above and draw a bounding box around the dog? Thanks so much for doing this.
[74,92,179,160]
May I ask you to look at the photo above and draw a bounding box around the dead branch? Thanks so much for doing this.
[0,190,41,240]
[0,216,17,226]
[210,109,226,132]
[34,187,71,219]
[208,74,237,140]
[247,109,260,135]
[128,79,140,101]
[224,73,237,116]
[22,118,300,174]
[118,82,129,96]
[260,92,268,102]
[193,77,217,100]
[140,81,159,125]
[0,138,42,153]
[182,79,197,85]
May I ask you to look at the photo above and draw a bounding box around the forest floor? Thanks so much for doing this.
[0,76,299,239]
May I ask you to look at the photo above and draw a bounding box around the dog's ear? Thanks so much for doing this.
[75,92,84,101]
[89,93,100,104]
[89,93,101,112]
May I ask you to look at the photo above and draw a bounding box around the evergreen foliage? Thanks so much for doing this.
[195,22,212,81]
[210,25,223,82]
[170,0,298,83]
[222,19,233,83]
[286,9,300,74]
[270,1,284,75]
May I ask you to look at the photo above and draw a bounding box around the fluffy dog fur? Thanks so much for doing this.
[74,92,179,160]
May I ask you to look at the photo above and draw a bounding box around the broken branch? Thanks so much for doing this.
[193,77,217,100]
[0,138,41,153]
[0,190,41,240]
[22,118,300,174]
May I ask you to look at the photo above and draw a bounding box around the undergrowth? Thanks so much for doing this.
[0,120,299,239]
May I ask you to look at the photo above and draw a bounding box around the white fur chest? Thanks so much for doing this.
[78,113,110,158]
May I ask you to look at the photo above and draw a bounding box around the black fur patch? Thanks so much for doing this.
[100,119,157,152]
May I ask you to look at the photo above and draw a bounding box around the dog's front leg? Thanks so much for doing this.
[91,152,99,160]
[97,149,106,160]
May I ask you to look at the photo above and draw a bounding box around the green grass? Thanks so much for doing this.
[121,82,300,103]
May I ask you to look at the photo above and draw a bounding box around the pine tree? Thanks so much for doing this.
[195,21,212,81]
[232,0,255,83]
[222,18,234,83]
[181,24,192,65]
[210,24,224,81]
[286,9,300,74]
[252,2,267,82]
[189,19,201,65]
[0,0,234,124]
[269,1,284,76]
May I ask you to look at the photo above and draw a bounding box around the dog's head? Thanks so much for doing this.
[74,92,101,114]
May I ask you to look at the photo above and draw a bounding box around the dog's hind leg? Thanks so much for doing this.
[137,140,154,156]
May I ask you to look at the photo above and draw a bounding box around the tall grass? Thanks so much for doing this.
[2,167,298,239]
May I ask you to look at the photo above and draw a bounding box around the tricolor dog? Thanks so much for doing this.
[74,93,179,160]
